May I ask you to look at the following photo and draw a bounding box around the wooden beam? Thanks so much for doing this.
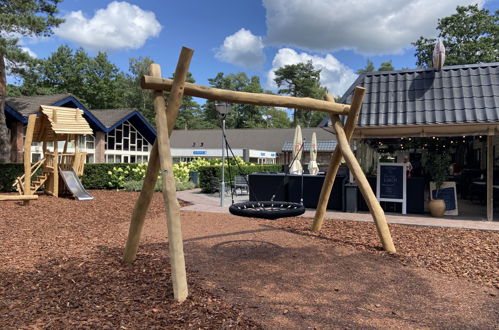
[487,131,494,221]
[123,47,193,303]
[311,89,365,231]
[23,114,37,205]
[332,115,396,253]
[0,195,38,201]
[141,76,351,115]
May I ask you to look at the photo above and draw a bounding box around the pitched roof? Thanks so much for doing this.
[282,140,337,152]
[89,109,136,128]
[322,62,499,137]
[32,106,93,142]
[171,127,336,152]
[6,93,75,116]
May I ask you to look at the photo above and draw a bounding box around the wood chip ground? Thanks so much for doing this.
[0,191,497,329]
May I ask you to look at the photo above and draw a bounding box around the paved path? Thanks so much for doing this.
[177,189,499,231]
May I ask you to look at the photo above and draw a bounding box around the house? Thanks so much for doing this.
[4,94,156,163]
[170,127,338,165]
[320,62,499,220]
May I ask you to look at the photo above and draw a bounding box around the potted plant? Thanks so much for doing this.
[426,153,450,217]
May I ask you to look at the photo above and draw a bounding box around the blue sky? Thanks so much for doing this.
[17,0,498,99]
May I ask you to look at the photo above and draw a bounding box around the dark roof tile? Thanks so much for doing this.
[337,62,499,128]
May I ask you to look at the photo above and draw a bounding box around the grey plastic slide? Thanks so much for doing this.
[59,168,93,200]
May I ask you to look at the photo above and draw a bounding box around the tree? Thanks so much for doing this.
[378,60,394,71]
[263,108,291,128]
[413,5,498,67]
[205,72,268,129]
[357,59,394,73]
[19,46,128,109]
[273,61,327,127]
[0,0,64,162]
[356,60,375,74]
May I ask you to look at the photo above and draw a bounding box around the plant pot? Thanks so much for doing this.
[428,199,446,217]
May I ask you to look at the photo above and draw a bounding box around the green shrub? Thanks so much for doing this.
[0,163,24,192]
[199,164,283,193]
[123,178,194,192]
[0,163,45,192]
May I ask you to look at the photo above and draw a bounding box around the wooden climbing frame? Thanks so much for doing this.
[123,47,396,303]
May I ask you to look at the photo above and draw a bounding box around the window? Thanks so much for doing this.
[86,153,94,163]
[32,153,41,162]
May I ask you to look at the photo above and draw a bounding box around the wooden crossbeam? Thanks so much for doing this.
[141,76,351,115]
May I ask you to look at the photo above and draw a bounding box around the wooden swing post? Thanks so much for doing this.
[123,47,193,302]
[311,90,364,231]
[23,114,37,204]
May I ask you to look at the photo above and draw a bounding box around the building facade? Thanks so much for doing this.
[5,94,156,163]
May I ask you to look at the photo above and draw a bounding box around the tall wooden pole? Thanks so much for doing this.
[123,47,193,302]
[486,131,494,221]
[123,52,190,265]
[332,115,396,253]
[23,114,37,204]
[311,89,365,231]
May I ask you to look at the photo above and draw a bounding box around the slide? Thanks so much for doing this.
[59,168,93,201]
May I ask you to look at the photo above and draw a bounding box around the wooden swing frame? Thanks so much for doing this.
[122,47,396,302]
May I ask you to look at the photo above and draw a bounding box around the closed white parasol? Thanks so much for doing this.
[289,125,303,174]
[308,132,319,175]
[433,39,446,71]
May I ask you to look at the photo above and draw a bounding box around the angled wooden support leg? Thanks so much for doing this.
[156,47,193,302]
[332,115,396,253]
[311,88,365,231]
[123,48,194,266]
[123,140,160,264]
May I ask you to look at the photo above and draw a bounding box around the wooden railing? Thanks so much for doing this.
[13,157,47,193]
[45,152,87,176]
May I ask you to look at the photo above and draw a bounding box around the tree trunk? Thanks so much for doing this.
[0,55,11,163]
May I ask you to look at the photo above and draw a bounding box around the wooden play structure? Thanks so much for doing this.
[122,47,397,303]
[8,105,92,201]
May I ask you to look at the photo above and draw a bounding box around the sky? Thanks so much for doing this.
[16,0,499,100]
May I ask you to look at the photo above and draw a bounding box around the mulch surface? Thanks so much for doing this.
[0,190,497,329]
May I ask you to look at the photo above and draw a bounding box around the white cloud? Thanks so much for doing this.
[215,28,265,69]
[20,47,37,58]
[267,48,357,98]
[264,0,485,55]
[55,1,161,51]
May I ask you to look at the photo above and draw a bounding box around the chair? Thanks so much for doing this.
[232,175,249,195]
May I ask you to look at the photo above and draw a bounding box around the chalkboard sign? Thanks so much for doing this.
[430,181,458,215]
[377,163,407,214]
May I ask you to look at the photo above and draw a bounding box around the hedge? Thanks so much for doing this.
[0,163,143,192]
[198,164,283,193]
[0,163,25,192]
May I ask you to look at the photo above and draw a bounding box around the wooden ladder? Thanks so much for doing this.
[13,158,47,194]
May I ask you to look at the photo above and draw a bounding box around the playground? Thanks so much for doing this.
[0,190,497,328]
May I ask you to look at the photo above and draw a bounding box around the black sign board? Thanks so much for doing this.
[376,163,407,214]
[379,164,404,199]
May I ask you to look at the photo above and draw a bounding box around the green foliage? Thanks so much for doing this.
[0,0,64,163]
[81,163,130,189]
[273,61,327,127]
[425,153,451,196]
[378,61,395,71]
[19,46,128,109]
[0,163,24,192]
[199,163,283,193]
[204,72,272,129]
[263,107,291,128]
[356,60,375,74]
[357,60,395,73]
[413,5,498,67]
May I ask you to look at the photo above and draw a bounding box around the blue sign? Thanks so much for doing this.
[271,153,276,157]
[193,150,206,155]
[260,152,266,156]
